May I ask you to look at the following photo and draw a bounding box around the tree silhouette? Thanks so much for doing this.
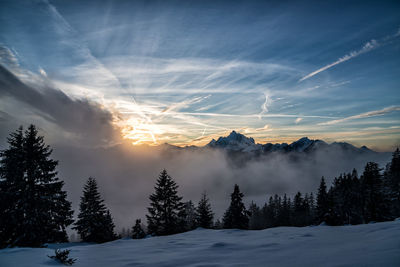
[196,192,214,229]
[0,125,73,247]
[223,184,249,229]
[146,169,184,236]
[131,219,146,239]
[73,177,116,243]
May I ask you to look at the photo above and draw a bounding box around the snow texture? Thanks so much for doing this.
[1,220,399,266]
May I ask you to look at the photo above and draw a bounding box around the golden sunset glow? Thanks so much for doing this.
[120,118,161,145]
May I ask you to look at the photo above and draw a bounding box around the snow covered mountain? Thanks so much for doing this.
[207,130,262,152]
[205,131,373,155]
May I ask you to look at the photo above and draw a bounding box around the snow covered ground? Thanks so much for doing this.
[1,220,399,267]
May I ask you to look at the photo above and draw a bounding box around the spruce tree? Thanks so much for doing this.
[223,184,249,229]
[316,177,329,223]
[279,194,291,226]
[0,127,24,247]
[0,125,73,247]
[273,194,282,227]
[308,192,315,224]
[196,192,214,229]
[248,201,264,230]
[146,169,184,236]
[264,196,275,228]
[349,169,363,224]
[361,162,387,222]
[131,219,146,239]
[385,148,400,217]
[73,177,116,243]
[182,200,197,231]
[303,193,313,225]
[293,192,306,226]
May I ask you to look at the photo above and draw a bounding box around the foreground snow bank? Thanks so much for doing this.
[1,220,399,267]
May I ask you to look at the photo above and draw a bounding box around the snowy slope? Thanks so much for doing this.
[1,220,399,267]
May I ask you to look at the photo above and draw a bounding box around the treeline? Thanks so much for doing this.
[0,125,399,248]
[247,159,399,229]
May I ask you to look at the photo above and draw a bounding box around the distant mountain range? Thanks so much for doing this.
[162,131,376,156]
[205,131,374,154]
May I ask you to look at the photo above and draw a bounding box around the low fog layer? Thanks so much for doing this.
[53,143,391,230]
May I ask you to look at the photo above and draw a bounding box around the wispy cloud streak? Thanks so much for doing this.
[319,106,400,125]
[120,110,337,119]
[299,39,379,82]
[299,29,400,82]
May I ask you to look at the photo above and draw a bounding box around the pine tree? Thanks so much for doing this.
[308,192,315,224]
[131,219,146,239]
[293,192,306,226]
[303,193,313,225]
[248,201,265,230]
[361,162,387,222]
[223,184,249,229]
[316,176,329,224]
[272,194,282,227]
[73,177,116,243]
[0,125,73,247]
[264,196,275,228]
[385,148,400,217]
[0,127,24,247]
[146,169,184,236]
[196,192,214,229]
[349,169,363,224]
[280,194,292,226]
[182,200,197,231]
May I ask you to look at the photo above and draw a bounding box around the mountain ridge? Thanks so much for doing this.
[158,130,378,156]
[194,131,373,153]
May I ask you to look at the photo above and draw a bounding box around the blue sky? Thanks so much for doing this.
[1,0,399,150]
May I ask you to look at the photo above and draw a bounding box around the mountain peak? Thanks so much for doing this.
[207,130,256,150]
[297,137,311,142]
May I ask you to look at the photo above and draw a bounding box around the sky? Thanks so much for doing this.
[0,0,400,151]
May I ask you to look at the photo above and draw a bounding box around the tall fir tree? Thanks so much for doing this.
[0,127,24,247]
[131,219,146,239]
[196,192,214,229]
[361,162,387,222]
[182,200,198,231]
[349,169,364,224]
[73,177,116,243]
[273,194,282,227]
[279,194,291,226]
[248,201,265,230]
[385,148,400,217]
[316,176,329,224]
[264,196,275,228]
[0,125,73,248]
[308,192,315,224]
[292,192,307,226]
[303,193,313,225]
[146,169,184,236]
[223,184,249,229]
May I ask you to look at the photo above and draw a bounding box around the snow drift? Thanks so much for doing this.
[1,220,399,266]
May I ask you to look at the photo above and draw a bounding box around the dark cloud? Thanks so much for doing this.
[0,64,118,146]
